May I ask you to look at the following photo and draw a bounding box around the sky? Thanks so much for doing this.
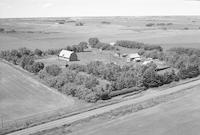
[0,0,200,18]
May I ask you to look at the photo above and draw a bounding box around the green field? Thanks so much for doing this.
[1,16,200,50]
[0,61,75,121]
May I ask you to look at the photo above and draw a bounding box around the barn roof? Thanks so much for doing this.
[59,50,74,58]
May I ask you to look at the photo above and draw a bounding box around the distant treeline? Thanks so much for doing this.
[88,37,118,51]
[146,23,173,27]
[115,40,163,51]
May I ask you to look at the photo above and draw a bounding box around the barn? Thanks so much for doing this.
[58,50,78,61]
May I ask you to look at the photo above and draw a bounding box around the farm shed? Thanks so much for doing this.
[58,50,78,61]
[127,53,141,62]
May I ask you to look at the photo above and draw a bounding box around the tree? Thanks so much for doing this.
[142,66,161,88]
[18,47,32,56]
[45,64,61,76]
[88,38,99,47]
[30,62,44,73]
[20,55,34,69]
[34,49,43,56]
[79,41,88,49]
[178,65,200,79]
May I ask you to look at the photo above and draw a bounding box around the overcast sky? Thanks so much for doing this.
[0,0,200,18]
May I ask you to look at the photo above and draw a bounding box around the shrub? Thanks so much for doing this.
[34,49,43,56]
[78,41,88,49]
[146,23,155,27]
[142,65,162,88]
[0,28,4,32]
[75,22,84,26]
[45,49,61,55]
[30,62,44,73]
[88,38,100,47]
[101,21,111,24]
[177,65,200,79]
[161,70,179,84]
[68,63,86,72]
[61,83,78,96]
[66,44,85,52]
[142,50,165,60]
[38,69,48,79]
[18,47,32,56]
[45,64,61,76]
[19,55,34,69]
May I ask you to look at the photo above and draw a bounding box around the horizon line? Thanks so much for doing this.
[1,15,200,19]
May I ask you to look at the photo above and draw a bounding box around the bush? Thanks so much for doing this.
[66,44,85,52]
[45,49,61,55]
[34,49,43,56]
[161,70,179,84]
[142,50,165,60]
[30,62,44,73]
[75,22,84,26]
[19,55,34,69]
[18,47,32,56]
[142,65,162,88]
[61,83,78,96]
[177,65,200,79]
[45,64,61,76]
[146,23,155,27]
[88,38,100,47]
[0,28,4,32]
[68,63,86,72]
[101,21,111,24]
[78,41,88,49]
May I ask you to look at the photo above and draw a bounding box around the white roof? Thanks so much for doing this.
[110,42,116,46]
[59,50,74,58]
[128,53,140,58]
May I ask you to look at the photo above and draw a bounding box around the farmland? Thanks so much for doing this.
[1,16,200,135]
[1,16,200,50]
[0,60,75,121]
[64,84,200,135]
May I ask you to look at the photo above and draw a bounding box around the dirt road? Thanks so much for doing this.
[7,78,200,135]
[76,85,200,135]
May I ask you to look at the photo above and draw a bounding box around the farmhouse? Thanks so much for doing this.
[127,53,141,62]
[58,50,78,61]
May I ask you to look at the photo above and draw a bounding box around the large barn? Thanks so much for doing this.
[58,50,78,61]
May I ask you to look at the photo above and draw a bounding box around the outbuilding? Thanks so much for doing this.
[110,42,116,46]
[58,50,78,61]
[127,53,141,62]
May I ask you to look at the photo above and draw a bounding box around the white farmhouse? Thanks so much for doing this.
[58,50,78,61]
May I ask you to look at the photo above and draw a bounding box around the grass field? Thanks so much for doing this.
[0,61,75,122]
[1,16,200,50]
